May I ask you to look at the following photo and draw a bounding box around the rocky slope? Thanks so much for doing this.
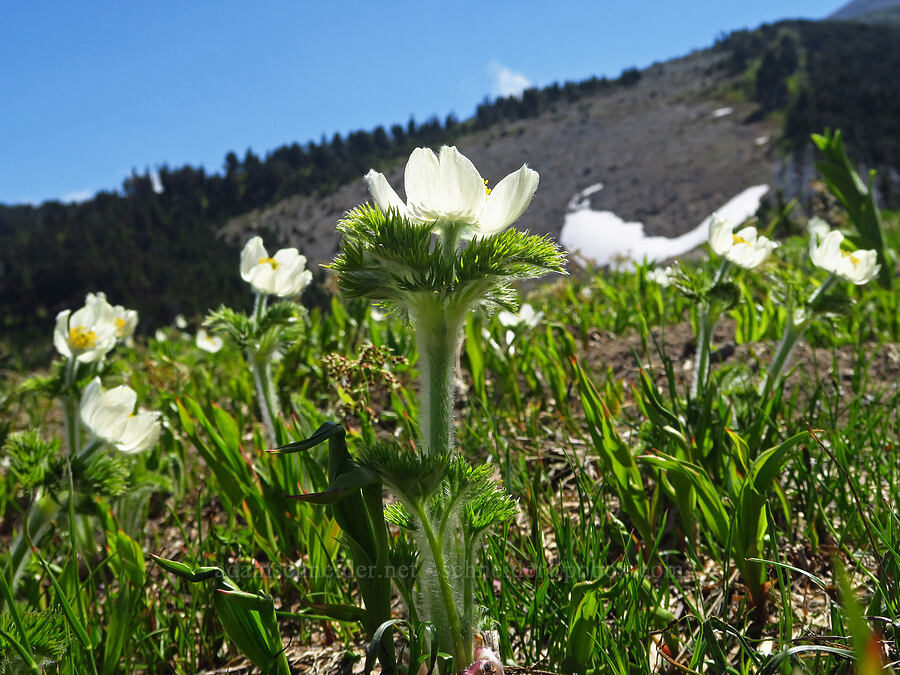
[221,50,777,270]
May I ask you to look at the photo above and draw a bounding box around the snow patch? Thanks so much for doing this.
[712,107,734,118]
[560,184,770,267]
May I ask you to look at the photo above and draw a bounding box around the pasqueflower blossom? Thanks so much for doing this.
[497,303,544,330]
[240,236,313,297]
[646,265,674,287]
[54,295,118,363]
[365,145,539,237]
[708,217,778,269]
[86,292,138,340]
[809,226,879,285]
[80,378,161,454]
[195,329,224,353]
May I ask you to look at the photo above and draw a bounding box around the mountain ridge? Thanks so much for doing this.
[828,0,900,20]
[3,18,900,347]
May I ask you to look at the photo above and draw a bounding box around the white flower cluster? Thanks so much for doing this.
[54,292,138,363]
[707,215,880,285]
[54,292,161,454]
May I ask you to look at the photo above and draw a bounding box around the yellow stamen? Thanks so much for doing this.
[68,326,97,350]
[841,250,861,267]
[115,317,126,336]
[732,234,750,246]
[258,256,279,269]
[484,178,491,195]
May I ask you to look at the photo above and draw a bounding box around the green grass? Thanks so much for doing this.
[2,222,900,673]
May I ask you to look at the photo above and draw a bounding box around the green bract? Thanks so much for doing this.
[330,203,566,319]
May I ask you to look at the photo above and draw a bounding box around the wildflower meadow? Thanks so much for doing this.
[3,130,900,674]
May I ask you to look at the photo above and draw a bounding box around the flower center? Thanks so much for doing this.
[115,317,126,335]
[483,178,492,196]
[732,234,750,246]
[258,256,279,269]
[68,326,97,350]
[841,250,861,267]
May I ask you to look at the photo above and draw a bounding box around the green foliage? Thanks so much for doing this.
[151,556,291,675]
[717,20,900,173]
[3,431,60,492]
[75,452,130,498]
[0,609,66,672]
[331,204,566,317]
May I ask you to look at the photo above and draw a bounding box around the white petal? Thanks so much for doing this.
[405,146,485,223]
[115,307,138,338]
[811,231,843,272]
[708,217,733,255]
[101,385,138,414]
[726,244,762,269]
[365,170,409,217]
[734,226,758,244]
[116,413,161,453]
[435,145,486,221]
[403,147,441,217]
[497,310,518,327]
[247,264,276,295]
[476,164,539,235]
[273,247,302,267]
[196,329,224,353]
[79,378,103,427]
[54,310,72,358]
[241,236,268,281]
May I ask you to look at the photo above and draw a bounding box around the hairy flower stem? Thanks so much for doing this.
[250,292,279,445]
[691,309,714,400]
[415,503,468,666]
[414,301,463,457]
[251,357,279,446]
[59,359,96,672]
[62,358,80,456]
[690,260,731,399]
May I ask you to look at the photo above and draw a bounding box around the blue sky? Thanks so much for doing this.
[1,1,842,205]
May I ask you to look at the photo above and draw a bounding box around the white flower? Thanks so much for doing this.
[809,228,879,285]
[54,295,118,363]
[240,236,313,297]
[647,266,674,287]
[497,303,544,348]
[365,145,539,237]
[174,314,188,330]
[497,303,544,329]
[87,292,138,340]
[708,217,778,269]
[195,329,224,353]
[154,329,168,342]
[80,378,161,454]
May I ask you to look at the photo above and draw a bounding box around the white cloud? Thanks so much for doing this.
[488,60,532,99]
[61,189,95,203]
